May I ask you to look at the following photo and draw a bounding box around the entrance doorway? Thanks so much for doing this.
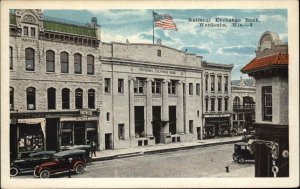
[74,122,85,145]
[197,127,201,140]
[134,106,145,137]
[152,106,161,143]
[105,133,112,150]
[46,118,58,151]
[169,106,176,134]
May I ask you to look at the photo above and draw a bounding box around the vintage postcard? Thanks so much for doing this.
[1,0,299,188]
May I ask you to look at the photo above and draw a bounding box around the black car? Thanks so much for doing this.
[10,151,56,176]
[34,149,86,178]
[232,142,254,164]
[61,145,92,164]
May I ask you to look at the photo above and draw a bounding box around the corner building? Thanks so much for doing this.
[9,9,102,158]
[99,40,233,150]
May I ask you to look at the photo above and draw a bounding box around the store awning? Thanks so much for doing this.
[18,118,46,137]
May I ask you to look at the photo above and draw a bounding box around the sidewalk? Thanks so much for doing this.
[91,135,243,162]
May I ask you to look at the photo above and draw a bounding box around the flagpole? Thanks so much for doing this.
[152,11,155,44]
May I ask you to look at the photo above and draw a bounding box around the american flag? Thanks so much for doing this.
[153,12,177,31]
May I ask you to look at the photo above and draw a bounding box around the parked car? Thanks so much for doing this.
[60,145,92,164]
[10,151,56,176]
[232,142,254,164]
[34,149,86,178]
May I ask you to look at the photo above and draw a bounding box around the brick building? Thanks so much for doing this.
[241,31,289,177]
[202,62,234,138]
[9,9,102,158]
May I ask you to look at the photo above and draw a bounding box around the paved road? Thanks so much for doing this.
[13,143,254,178]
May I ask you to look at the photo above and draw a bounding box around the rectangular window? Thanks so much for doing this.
[233,114,236,120]
[106,112,110,121]
[205,75,208,92]
[218,76,222,92]
[224,76,228,92]
[218,98,222,111]
[104,78,111,93]
[118,79,124,93]
[23,26,28,35]
[87,55,94,75]
[224,98,228,111]
[196,83,200,95]
[152,80,161,94]
[189,120,194,133]
[211,75,215,92]
[211,98,215,111]
[118,124,125,140]
[262,86,272,121]
[189,83,193,95]
[157,49,161,57]
[238,114,244,120]
[134,78,145,94]
[31,27,35,37]
[205,98,209,112]
[168,80,176,95]
[10,47,13,70]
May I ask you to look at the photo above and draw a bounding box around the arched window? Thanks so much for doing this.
[10,87,14,110]
[26,87,36,110]
[87,55,94,75]
[88,89,95,109]
[233,96,241,108]
[61,52,69,73]
[75,88,83,109]
[62,88,70,109]
[205,74,208,92]
[74,53,82,74]
[47,87,56,109]
[46,50,55,72]
[205,96,209,112]
[25,48,35,71]
[10,47,13,70]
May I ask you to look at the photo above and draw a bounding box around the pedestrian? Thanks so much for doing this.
[90,141,96,157]
[68,157,73,178]
[243,128,247,137]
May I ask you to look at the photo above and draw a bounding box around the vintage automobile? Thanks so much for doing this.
[10,151,56,176]
[34,149,86,178]
[232,142,254,164]
[60,145,92,164]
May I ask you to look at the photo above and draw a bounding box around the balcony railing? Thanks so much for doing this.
[233,104,255,110]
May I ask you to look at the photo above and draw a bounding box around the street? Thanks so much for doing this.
[13,143,254,178]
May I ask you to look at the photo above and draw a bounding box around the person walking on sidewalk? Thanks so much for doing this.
[90,141,97,157]
[68,157,73,178]
[243,128,247,137]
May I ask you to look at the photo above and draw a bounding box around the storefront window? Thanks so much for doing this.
[18,124,44,153]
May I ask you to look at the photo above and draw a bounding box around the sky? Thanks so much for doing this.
[43,9,288,80]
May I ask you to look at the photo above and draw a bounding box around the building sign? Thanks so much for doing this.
[22,38,36,43]
[204,114,231,118]
[11,113,46,119]
[80,109,93,116]
[131,67,182,76]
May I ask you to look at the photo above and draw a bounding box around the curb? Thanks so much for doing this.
[91,139,242,162]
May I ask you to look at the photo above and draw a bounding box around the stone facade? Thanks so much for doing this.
[231,77,256,133]
[9,9,102,158]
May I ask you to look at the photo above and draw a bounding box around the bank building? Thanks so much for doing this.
[9,9,233,158]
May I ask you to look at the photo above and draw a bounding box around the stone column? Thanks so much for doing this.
[56,87,62,110]
[146,78,153,136]
[176,81,184,134]
[70,89,76,110]
[162,79,169,137]
[129,77,135,138]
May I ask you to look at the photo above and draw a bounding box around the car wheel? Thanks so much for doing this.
[10,167,19,177]
[33,169,39,178]
[238,157,245,164]
[40,169,50,178]
[75,164,84,174]
[233,156,238,161]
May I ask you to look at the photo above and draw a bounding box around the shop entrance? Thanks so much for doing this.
[152,106,161,143]
[169,106,176,135]
[46,118,58,151]
[105,133,112,150]
[134,106,145,137]
[74,122,85,145]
